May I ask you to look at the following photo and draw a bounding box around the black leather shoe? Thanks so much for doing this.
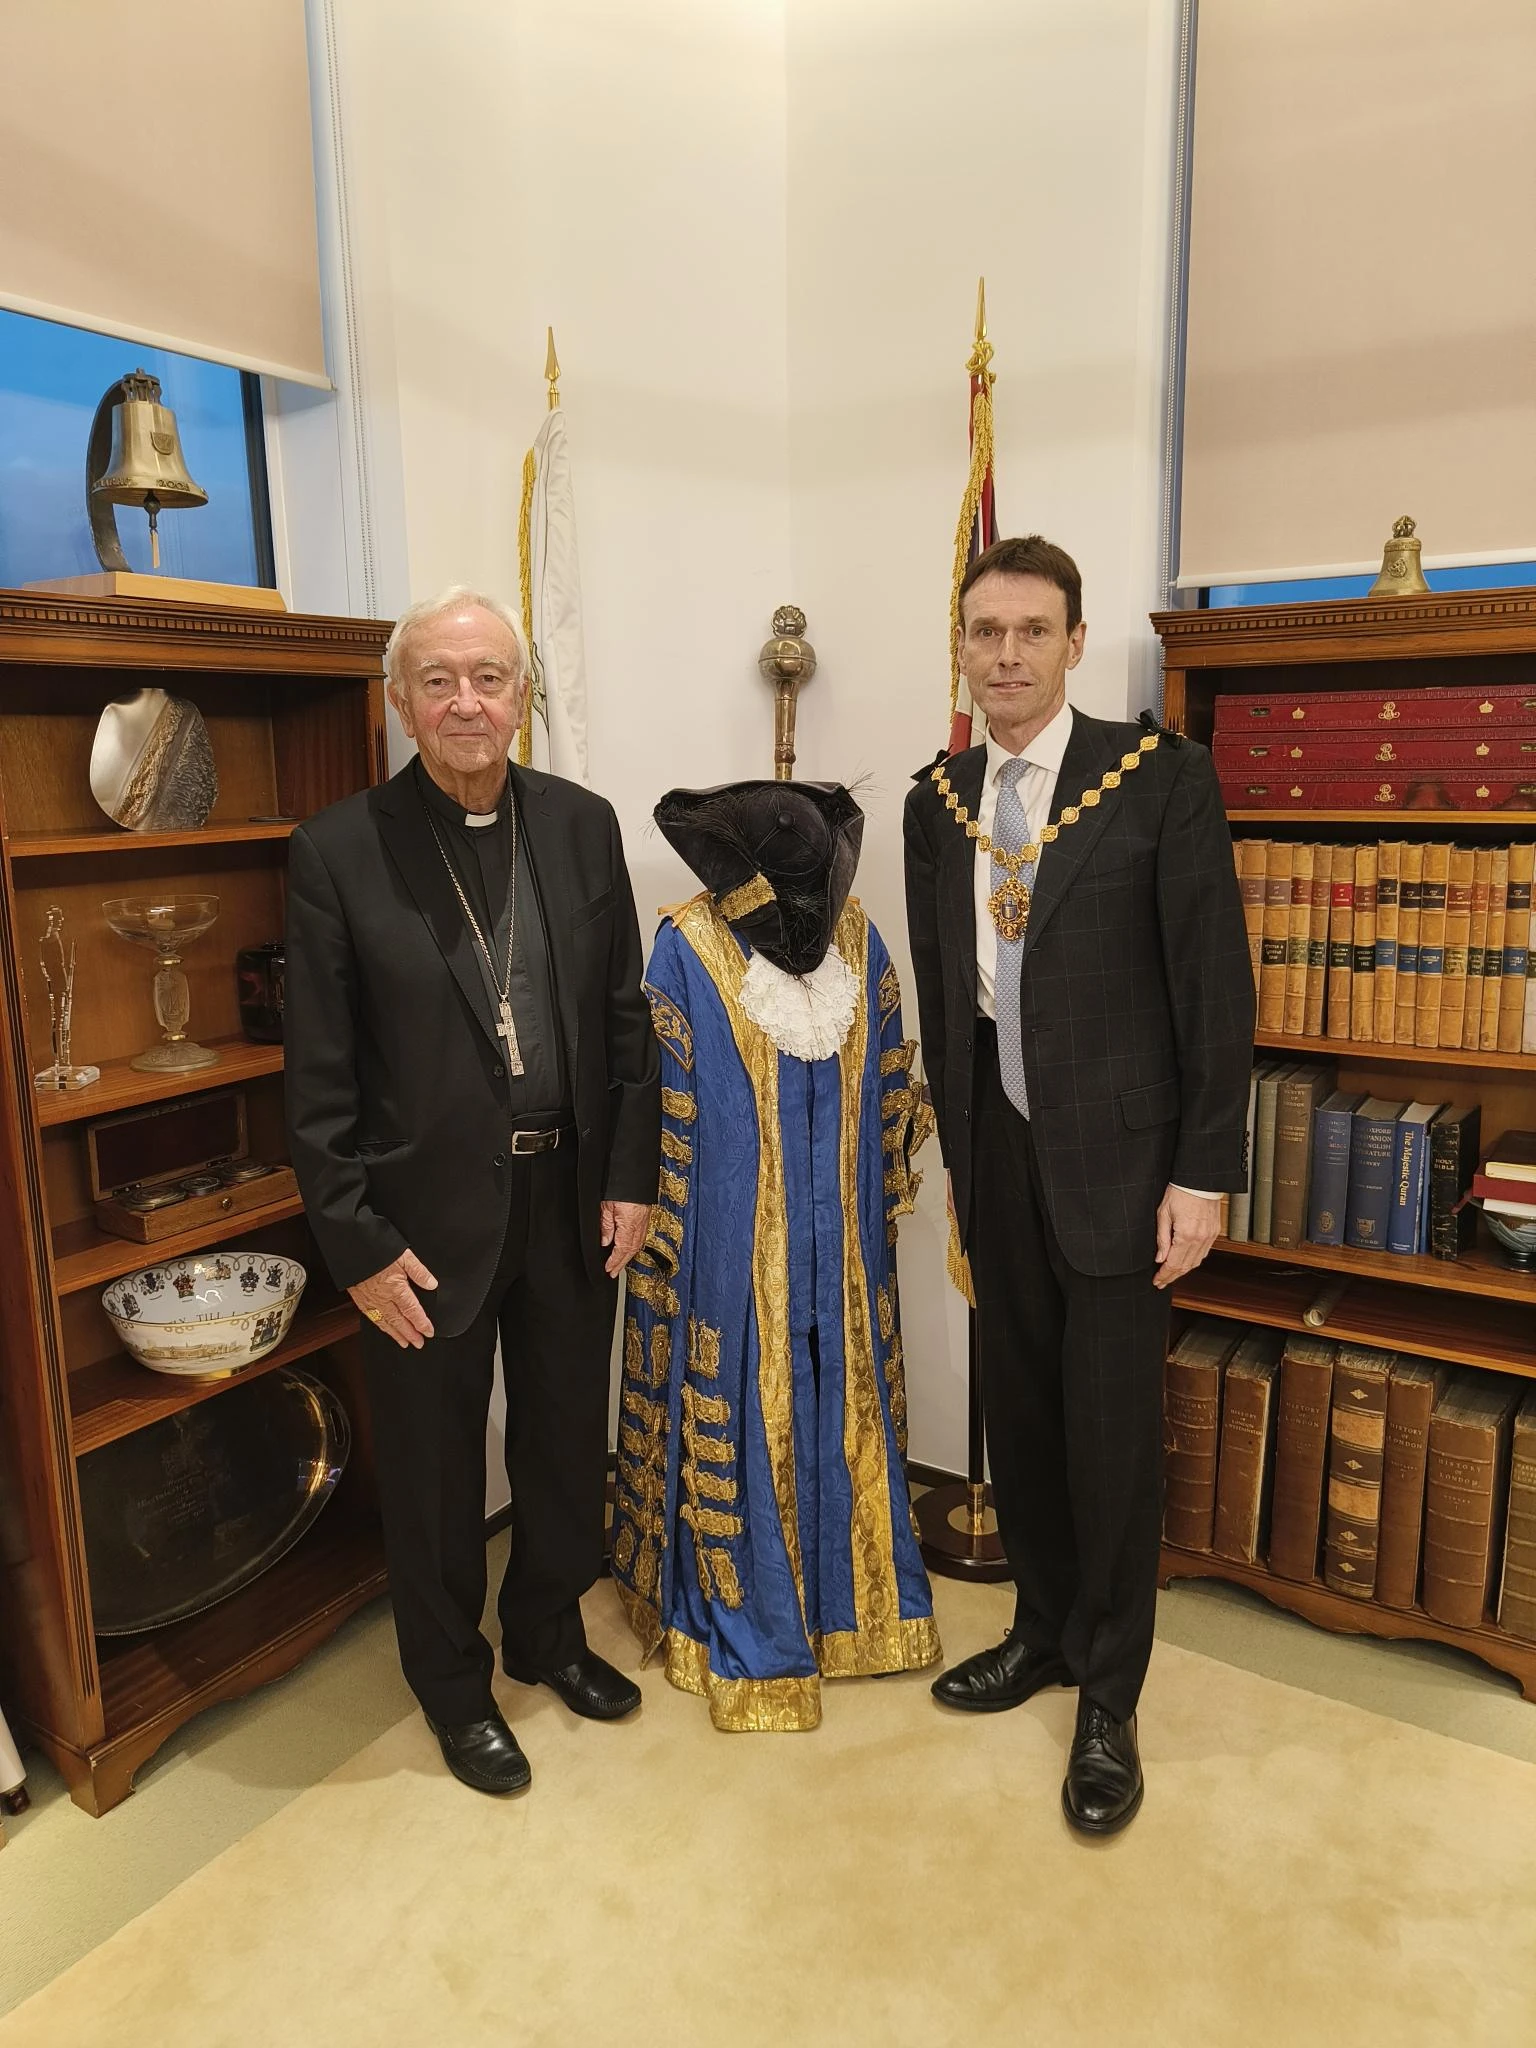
[502,1647,641,1721]
[425,1710,532,1795]
[1062,1695,1143,1837]
[930,1635,1072,1713]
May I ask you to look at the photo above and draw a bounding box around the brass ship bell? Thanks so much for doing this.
[1368,514,1431,599]
[88,370,206,572]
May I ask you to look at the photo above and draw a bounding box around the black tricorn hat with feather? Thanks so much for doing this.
[653,780,864,976]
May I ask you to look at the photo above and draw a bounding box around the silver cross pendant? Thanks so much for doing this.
[498,999,525,1076]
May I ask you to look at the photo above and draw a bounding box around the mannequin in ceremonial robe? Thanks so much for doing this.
[611,780,939,1731]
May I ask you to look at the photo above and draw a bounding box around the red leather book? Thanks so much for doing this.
[1214,683,1536,734]
[1215,731,1536,773]
[1222,772,1536,813]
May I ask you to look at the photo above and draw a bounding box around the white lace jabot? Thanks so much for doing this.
[738,944,860,1062]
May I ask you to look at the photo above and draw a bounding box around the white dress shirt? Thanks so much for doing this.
[972,700,1217,1202]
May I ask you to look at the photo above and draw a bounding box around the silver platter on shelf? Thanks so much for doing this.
[80,1369,351,1636]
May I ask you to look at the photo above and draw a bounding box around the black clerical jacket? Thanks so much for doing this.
[285,760,661,1335]
[903,711,1254,1276]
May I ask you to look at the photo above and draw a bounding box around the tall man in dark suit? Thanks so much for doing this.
[286,586,661,1795]
[904,537,1253,1836]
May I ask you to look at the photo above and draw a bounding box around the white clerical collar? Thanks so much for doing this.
[464,810,499,829]
[985,700,1074,787]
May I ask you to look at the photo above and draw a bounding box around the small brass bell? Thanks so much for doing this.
[1368,514,1431,599]
[88,369,207,573]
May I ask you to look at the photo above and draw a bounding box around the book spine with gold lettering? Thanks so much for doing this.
[1213,1335,1284,1565]
[1497,1387,1536,1642]
[1373,840,1401,1045]
[1323,1345,1391,1598]
[1423,1376,1520,1629]
[1414,842,1450,1048]
[1479,845,1508,1052]
[1303,843,1333,1039]
[1258,842,1293,1036]
[1350,844,1378,1042]
[1237,838,1268,1001]
[1282,843,1314,1038]
[1163,1320,1243,1551]
[1394,841,1424,1046]
[1462,845,1492,1050]
[1376,1357,1449,1611]
[1268,1336,1337,1582]
[1438,844,1476,1049]
[1499,843,1533,1054]
[1326,845,1356,1041]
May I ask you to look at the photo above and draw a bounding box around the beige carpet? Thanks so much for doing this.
[5,1576,1535,2048]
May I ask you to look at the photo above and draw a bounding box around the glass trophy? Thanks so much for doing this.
[34,906,100,1092]
[102,895,221,1072]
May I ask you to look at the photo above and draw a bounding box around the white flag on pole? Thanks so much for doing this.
[525,406,590,785]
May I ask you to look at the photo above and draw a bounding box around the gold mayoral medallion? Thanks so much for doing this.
[932,730,1162,943]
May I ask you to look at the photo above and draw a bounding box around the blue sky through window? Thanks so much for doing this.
[0,309,268,590]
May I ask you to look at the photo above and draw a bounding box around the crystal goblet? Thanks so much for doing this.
[102,895,221,1073]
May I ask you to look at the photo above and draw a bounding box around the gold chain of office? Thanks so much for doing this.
[930,731,1161,943]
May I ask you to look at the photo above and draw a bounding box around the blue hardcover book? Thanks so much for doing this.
[1387,1103,1442,1255]
[1346,1098,1407,1251]
[1308,1090,1365,1246]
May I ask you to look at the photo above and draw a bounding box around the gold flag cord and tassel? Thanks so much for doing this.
[515,327,563,768]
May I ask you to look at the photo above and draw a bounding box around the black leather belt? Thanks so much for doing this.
[508,1124,572,1155]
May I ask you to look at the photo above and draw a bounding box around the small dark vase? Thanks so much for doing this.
[236,943,285,1044]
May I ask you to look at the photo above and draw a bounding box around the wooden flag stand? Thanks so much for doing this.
[915,1311,1010,1580]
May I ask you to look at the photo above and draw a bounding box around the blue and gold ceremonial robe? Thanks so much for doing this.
[613,894,939,1730]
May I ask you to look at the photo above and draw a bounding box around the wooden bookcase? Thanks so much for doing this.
[1153,590,1536,1701]
[0,590,392,1812]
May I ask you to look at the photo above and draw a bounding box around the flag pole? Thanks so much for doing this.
[517,330,562,766]
[916,278,1009,1584]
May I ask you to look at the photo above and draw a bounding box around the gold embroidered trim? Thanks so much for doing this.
[682,1501,743,1540]
[717,873,777,921]
[688,1316,720,1380]
[644,982,695,1071]
[624,1315,642,1378]
[660,1129,693,1165]
[649,1324,671,1388]
[876,1282,896,1344]
[879,1044,911,1075]
[682,1381,730,1428]
[627,1263,679,1316]
[819,1615,941,1678]
[884,1333,908,1455]
[648,1202,685,1248]
[615,1576,663,1660]
[663,1630,822,1732]
[659,1166,689,1206]
[660,1087,697,1123]
[877,958,901,1024]
[690,1465,738,1503]
[611,1522,637,1574]
[834,904,901,1651]
[675,897,807,1633]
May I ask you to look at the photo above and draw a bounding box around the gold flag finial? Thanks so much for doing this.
[545,327,561,410]
[967,275,994,384]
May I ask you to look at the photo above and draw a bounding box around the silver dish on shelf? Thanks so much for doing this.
[80,1370,350,1636]
[102,1252,306,1379]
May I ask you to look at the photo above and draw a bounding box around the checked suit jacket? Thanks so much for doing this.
[903,708,1255,1277]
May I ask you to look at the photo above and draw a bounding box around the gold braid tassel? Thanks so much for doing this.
[948,319,996,723]
[516,444,537,767]
[946,1210,975,1307]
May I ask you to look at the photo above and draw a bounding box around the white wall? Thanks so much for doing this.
[309,0,1179,1472]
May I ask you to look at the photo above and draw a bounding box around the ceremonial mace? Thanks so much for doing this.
[758,607,816,778]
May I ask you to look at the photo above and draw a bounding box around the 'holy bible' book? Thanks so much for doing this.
[1212,1330,1285,1565]
[1268,1335,1337,1581]
[1323,1344,1392,1598]
[1162,1319,1245,1551]
[1375,1356,1452,1611]
[1496,1387,1536,1643]
[1422,1374,1522,1629]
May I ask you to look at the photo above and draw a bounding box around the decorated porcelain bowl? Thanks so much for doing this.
[1484,1211,1536,1265]
[102,1254,307,1379]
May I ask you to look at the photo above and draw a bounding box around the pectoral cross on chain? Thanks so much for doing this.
[498,1000,525,1076]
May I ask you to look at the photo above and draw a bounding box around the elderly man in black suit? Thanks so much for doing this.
[904,536,1253,1835]
[286,586,660,1794]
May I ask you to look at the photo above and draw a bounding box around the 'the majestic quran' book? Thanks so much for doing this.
[1268,1335,1337,1582]
[1271,1065,1336,1250]
[1428,1103,1482,1261]
[1345,1098,1406,1251]
[1323,1345,1392,1599]
[1496,1387,1536,1643]
[1212,1330,1285,1565]
[1376,1356,1451,1611]
[1387,1102,1441,1257]
[1422,1374,1522,1629]
[1163,1319,1245,1551]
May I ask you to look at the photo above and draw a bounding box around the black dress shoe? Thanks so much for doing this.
[425,1710,532,1795]
[1062,1695,1143,1836]
[502,1646,641,1721]
[930,1635,1072,1713]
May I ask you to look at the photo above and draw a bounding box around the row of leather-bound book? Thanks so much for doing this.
[1163,1316,1536,1640]
[1234,838,1536,1053]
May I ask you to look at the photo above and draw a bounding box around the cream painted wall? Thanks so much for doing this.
[314,0,1179,1474]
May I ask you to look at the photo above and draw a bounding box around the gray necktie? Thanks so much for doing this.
[992,755,1034,1118]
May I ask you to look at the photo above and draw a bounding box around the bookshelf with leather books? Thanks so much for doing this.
[1153,589,1536,1700]
[0,590,392,1812]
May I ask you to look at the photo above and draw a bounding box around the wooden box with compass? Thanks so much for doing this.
[86,1090,298,1245]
